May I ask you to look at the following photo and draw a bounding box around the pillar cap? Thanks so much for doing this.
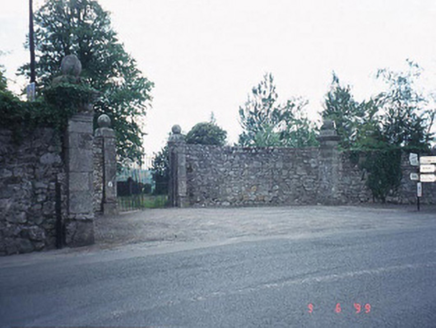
[172,125,182,134]
[97,114,111,128]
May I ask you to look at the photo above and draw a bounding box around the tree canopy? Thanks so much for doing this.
[186,121,227,146]
[238,73,318,147]
[321,62,436,202]
[19,0,154,164]
[376,60,434,151]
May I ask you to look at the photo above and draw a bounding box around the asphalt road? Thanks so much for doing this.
[1,206,436,327]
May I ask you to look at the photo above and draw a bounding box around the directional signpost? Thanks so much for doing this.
[409,154,436,211]
[420,156,436,164]
[420,174,436,183]
[419,157,436,186]
[420,164,436,174]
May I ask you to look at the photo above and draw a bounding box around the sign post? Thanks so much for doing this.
[409,154,436,211]
[417,182,422,211]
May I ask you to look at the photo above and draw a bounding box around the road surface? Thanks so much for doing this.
[1,205,436,327]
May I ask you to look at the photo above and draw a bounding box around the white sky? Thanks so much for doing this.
[1,0,436,157]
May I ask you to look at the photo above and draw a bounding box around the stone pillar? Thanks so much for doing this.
[65,113,95,247]
[168,125,188,207]
[317,119,341,205]
[94,114,118,215]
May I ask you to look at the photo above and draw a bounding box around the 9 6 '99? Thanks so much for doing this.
[308,303,371,314]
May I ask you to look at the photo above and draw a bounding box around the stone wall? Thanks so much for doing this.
[0,128,66,255]
[183,145,372,207]
[0,114,118,256]
[168,123,436,207]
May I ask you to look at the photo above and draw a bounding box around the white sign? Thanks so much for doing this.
[420,156,436,164]
[410,173,419,181]
[420,165,436,173]
[409,153,419,166]
[420,174,436,183]
[417,182,422,197]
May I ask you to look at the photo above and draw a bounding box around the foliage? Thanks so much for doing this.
[323,73,365,149]
[44,82,97,112]
[0,70,7,92]
[279,99,319,148]
[238,73,318,147]
[322,63,435,202]
[19,0,154,165]
[238,73,281,146]
[376,60,434,151]
[359,149,403,203]
[0,90,78,143]
[186,122,227,146]
[118,195,168,210]
[151,146,169,195]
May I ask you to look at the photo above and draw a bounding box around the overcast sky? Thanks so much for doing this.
[1,0,436,158]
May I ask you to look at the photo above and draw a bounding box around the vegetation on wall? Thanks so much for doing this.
[0,75,96,141]
[323,61,435,202]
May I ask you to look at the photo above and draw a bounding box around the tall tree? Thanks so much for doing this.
[19,0,154,164]
[238,73,318,147]
[322,73,366,149]
[238,73,281,146]
[376,60,434,151]
[279,98,319,148]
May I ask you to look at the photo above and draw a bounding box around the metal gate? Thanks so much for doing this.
[117,158,168,211]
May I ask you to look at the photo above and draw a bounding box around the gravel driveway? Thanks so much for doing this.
[94,204,435,250]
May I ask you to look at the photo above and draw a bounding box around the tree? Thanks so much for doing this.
[322,73,369,149]
[0,51,7,91]
[279,98,319,148]
[238,73,318,147]
[0,69,7,92]
[376,60,434,151]
[186,122,227,146]
[19,0,154,164]
[238,73,281,146]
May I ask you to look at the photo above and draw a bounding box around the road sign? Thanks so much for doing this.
[420,165,436,173]
[409,153,419,166]
[410,173,419,181]
[420,174,436,183]
[420,156,436,164]
[417,182,422,197]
